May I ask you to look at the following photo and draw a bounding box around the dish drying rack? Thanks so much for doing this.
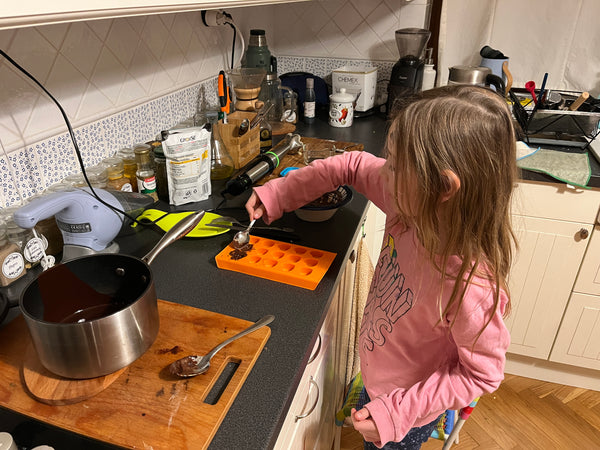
[510,89,600,150]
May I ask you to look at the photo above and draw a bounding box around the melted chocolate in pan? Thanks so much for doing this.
[25,256,150,324]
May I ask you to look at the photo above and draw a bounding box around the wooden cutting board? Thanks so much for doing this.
[256,137,363,185]
[0,300,271,450]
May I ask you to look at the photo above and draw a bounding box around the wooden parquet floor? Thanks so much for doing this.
[339,374,600,449]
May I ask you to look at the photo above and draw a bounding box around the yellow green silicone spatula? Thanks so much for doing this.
[134,209,231,238]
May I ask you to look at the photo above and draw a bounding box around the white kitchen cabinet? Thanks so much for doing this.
[274,237,358,450]
[550,292,600,371]
[0,0,309,30]
[506,214,592,359]
[573,224,600,295]
[504,180,600,389]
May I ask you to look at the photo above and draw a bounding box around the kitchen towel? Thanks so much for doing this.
[346,235,374,385]
[517,147,591,187]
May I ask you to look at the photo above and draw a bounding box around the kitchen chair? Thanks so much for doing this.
[430,398,479,449]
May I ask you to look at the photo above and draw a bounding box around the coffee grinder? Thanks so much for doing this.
[387,28,431,116]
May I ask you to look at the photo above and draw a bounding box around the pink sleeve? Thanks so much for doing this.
[253,151,387,224]
[365,287,510,446]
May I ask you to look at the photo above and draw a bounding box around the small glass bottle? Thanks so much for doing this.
[104,157,133,192]
[118,147,138,192]
[209,120,235,180]
[421,48,436,91]
[134,144,158,201]
[303,77,316,124]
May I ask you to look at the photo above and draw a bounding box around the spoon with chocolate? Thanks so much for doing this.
[232,219,256,248]
[169,315,275,377]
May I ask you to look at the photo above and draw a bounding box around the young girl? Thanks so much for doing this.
[245,85,516,449]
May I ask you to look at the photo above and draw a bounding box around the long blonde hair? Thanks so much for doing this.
[387,85,518,336]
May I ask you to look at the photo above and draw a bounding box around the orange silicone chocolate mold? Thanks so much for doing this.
[215,236,337,290]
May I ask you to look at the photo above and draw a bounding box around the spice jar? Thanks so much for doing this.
[0,223,25,287]
[104,157,133,192]
[118,147,138,192]
[5,213,42,270]
[134,144,158,201]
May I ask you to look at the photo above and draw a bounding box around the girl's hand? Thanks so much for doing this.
[351,407,381,444]
[245,191,266,221]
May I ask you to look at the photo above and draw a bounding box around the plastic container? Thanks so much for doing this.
[215,236,337,290]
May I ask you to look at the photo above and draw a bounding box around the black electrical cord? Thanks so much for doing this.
[0,48,147,226]
[228,23,236,70]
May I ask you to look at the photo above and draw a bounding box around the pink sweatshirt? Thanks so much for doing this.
[254,151,510,447]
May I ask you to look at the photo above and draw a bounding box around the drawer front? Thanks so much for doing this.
[512,181,600,223]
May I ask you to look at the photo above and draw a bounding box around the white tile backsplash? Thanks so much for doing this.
[0,0,428,208]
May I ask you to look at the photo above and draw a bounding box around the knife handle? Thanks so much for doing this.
[568,91,589,111]
[218,71,230,114]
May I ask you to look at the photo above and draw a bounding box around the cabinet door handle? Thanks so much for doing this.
[579,228,589,239]
[295,376,319,422]
[307,334,322,365]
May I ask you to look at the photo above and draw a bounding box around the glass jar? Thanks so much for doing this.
[63,172,86,187]
[153,143,169,201]
[87,165,108,188]
[134,144,158,201]
[209,119,235,180]
[118,147,138,192]
[104,157,133,192]
[0,223,25,287]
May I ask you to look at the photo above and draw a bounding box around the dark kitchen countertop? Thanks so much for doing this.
[0,109,388,450]
[2,107,599,449]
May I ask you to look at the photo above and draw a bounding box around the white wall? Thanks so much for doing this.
[438,0,600,95]
[0,0,431,207]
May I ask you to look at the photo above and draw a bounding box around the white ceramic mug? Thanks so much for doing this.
[329,88,354,128]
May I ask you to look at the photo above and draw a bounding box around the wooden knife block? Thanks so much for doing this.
[217,111,260,169]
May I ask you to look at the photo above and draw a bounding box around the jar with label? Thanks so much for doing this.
[104,157,133,192]
[134,144,158,201]
[0,223,25,287]
[20,193,63,259]
[153,142,169,201]
[118,147,138,192]
[6,216,43,269]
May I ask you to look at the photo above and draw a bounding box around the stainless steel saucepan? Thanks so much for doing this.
[19,211,205,379]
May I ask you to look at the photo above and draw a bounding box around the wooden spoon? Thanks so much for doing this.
[568,91,589,111]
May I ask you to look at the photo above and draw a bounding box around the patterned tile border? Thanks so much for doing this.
[0,56,392,208]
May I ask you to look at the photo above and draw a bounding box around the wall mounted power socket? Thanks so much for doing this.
[201,10,231,27]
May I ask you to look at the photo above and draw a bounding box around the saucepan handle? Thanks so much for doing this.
[142,211,205,265]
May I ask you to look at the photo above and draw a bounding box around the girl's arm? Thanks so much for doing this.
[251,151,387,224]
[364,285,510,446]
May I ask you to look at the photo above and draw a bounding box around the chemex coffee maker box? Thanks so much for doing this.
[332,65,377,112]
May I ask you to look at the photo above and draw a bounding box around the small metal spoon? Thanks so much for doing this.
[169,315,275,378]
[233,219,255,247]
